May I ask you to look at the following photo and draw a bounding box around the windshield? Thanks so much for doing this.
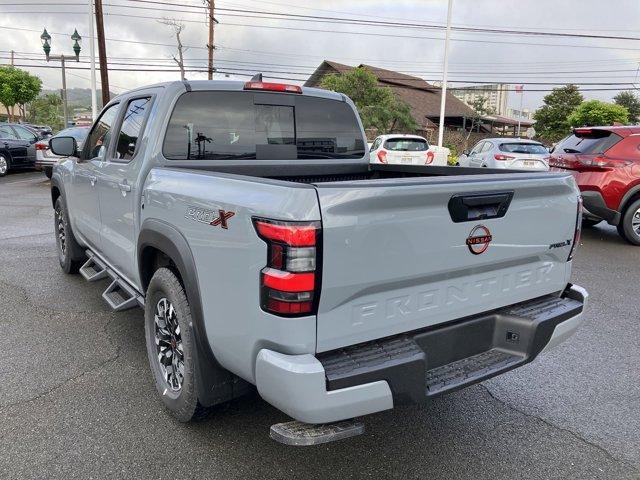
[499,142,548,154]
[163,91,366,160]
[555,131,622,154]
[384,138,428,152]
[56,127,89,141]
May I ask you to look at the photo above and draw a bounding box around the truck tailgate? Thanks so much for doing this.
[313,173,579,352]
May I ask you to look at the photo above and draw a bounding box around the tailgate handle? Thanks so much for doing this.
[448,191,514,223]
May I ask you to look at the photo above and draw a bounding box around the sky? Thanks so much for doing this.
[1,0,640,113]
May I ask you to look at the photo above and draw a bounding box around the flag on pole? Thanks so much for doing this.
[515,85,524,93]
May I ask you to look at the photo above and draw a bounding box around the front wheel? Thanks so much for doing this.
[617,199,640,246]
[54,196,86,273]
[145,267,203,422]
[0,154,9,177]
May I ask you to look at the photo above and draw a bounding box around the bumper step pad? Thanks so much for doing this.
[425,349,523,396]
[270,420,364,446]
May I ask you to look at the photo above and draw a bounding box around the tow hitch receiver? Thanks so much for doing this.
[270,420,364,446]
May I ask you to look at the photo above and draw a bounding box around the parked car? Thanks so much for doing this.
[36,126,90,179]
[49,80,586,443]
[22,123,53,139]
[458,138,550,171]
[369,134,449,166]
[0,123,40,176]
[549,126,640,245]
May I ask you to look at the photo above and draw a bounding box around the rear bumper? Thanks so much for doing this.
[35,158,58,170]
[255,284,587,424]
[581,190,620,225]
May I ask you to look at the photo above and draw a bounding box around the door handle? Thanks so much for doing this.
[118,182,131,192]
[89,175,97,186]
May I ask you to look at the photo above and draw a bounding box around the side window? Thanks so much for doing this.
[371,137,382,150]
[470,142,484,154]
[481,142,493,153]
[114,97,152,161]
[13,126,37,142]
[84,103,119,160]
[0,125,18,139]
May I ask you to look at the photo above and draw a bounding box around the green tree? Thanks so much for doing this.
[568,100,629,127]
[533,84,583,142]
[613,91,640,123]
[465,96,494,144]
[0,66,42,121]
[321,67,418,133]
[27,94,64,131]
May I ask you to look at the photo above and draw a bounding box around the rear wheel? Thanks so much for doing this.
[0,154,9,177]
[44,167,53,179]
[617,199,640,246]
[145,267,204,422]
[54,196,86,273]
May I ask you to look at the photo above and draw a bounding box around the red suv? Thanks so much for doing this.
[549,126,640,245]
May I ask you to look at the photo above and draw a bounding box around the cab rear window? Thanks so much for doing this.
[163,91,366,160]
[556,131,622,155]
[499,142,547,154]
[383,138,428,151]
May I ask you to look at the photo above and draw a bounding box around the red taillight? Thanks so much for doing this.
[35,142,49,151]
[494,154,515,161]
[254,218,320,317]
[568,195,583,261]
[583,156,632,169]
[244,81,302,94]
[425,151,435,164]
[377,150,388,163]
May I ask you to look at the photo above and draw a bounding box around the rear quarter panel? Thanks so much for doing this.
[142,167,320,383]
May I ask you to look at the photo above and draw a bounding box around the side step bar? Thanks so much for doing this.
[81,250,144,311]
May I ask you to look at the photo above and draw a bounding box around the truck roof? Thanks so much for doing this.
[112,79,345,102]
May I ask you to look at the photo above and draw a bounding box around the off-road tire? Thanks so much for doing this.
[144,267,205,422]
[54,196,86,273]
[617,198,640,246]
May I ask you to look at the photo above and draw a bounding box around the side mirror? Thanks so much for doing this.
[49,136,78,157]
[462,150,470,156]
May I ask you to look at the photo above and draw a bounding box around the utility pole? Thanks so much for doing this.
[207,0,215,80]
[60,55,68,128]
[88,0,97,120]
[437,0,453,148]
[94,0,110,106]
[10,50,14,66]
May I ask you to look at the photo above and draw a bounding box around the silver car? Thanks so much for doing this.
[459,138,550,171]
[35,126,90,178]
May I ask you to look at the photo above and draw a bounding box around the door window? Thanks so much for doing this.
[115,97,152,161]
[470,142,484,155]
[481,142,494,153]
[84,103,120,160]
[13,126,37,142]
[371,137,382,150]
[0,125,18,139]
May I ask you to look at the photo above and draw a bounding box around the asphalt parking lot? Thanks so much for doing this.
[1,171,639,480]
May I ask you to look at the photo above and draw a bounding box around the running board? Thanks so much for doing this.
[270,420,364,446]
[102,279,142,311]
[79,253,108,282]
[81,249,144,311]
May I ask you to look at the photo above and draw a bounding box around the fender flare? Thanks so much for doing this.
[137,218,249,406]
[619,183,640,213]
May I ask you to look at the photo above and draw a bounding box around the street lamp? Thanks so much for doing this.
[40,28,82,127]
[40,28,52,61]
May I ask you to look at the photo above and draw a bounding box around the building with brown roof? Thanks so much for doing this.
[304,61,533,141]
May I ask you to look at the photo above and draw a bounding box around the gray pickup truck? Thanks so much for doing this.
[49,79,587,439]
